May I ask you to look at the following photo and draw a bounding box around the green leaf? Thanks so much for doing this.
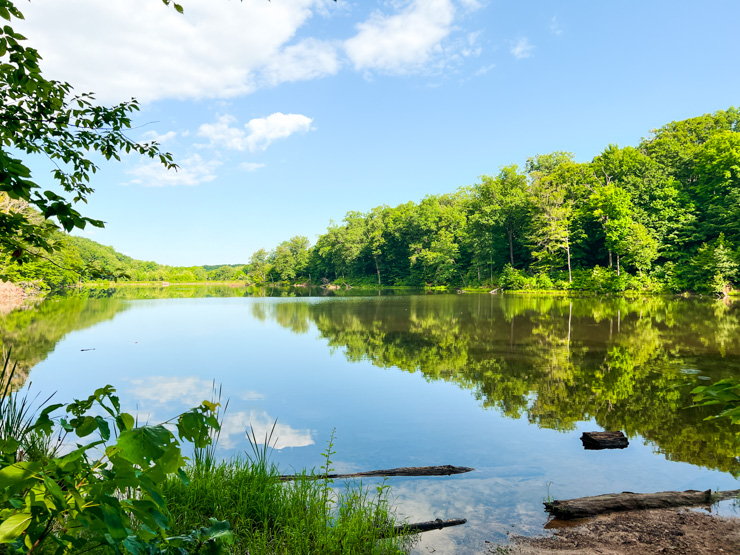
[117,425,172,466]
[100,498,128,541]
[96,416,111,441]
[0,512,31,543]
[43,476,66,504]
[0,462,38,490]
[116,413,135,432]
[0,438,20,455]
[75,415,98,437]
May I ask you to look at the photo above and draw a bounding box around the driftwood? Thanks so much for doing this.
[379,518,467,537]
[580,431,629,450]
[545,489,740,520]
[280,464,474,481]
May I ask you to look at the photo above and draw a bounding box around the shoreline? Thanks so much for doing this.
[502,507,740,554]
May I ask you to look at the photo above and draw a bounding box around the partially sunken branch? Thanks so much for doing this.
[280,464,474,481]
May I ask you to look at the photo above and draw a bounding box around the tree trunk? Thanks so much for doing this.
[383,518,467,537]
[508,228,514,266]
[609,249,613,268]
[566,235,572,283]
[545,489,739,520]
[567,301,572,355]
[580,431,628,450]
[374,256,381,286]
[280,465,474,481]
[616,253,620,276]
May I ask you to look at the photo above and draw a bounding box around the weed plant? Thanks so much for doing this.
[163,426,414,554]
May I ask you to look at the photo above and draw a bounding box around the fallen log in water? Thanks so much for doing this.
[280,464,474,481]
[580,431,629,450]
[545,489,740,520]
[379,518,467,537]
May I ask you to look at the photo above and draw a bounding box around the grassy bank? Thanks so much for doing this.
[163,457,412,554]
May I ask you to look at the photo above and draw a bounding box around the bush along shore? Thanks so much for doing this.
[0,354,415,554]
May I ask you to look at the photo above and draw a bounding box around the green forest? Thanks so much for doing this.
[2,107,739,294]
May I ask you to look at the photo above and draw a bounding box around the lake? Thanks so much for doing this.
[3,286,740,553]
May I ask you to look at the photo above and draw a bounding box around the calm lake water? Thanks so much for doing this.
[3,286,740,553]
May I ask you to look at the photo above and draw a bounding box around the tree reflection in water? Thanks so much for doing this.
[259,294,740,475]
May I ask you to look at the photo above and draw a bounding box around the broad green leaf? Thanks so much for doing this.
[0,438,20,455]
[0,462,38,490]
[75,416,98,437]
[100,498,128,541]
[117,425,172,466]
[116,413,135,432]
[96,416,111,441]
[0,512,31,543]
[43,476,66,504]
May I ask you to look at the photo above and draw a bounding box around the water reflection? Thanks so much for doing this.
[127,376,264,405]
[220,411,314,450]
[4,291,740,477]
[254,295,740,475]
[0,295,128,386]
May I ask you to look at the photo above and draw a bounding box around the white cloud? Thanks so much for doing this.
[261,38,341,86]
[474,63,496,76]
[550,16,563,36]
[128,153,221,187]
[344,0,457,74]
[15,0,486,102]
[16,0,333,103]
[198,113,314,152]
[141,130,178,144]
[510,37,534,59]
[197,115,249,151]
[241,162,267,172]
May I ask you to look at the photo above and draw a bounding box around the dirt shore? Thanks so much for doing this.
[0,280,28,314]
[497,508,740,554]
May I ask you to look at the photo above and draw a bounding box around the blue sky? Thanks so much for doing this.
[17,0,740,266]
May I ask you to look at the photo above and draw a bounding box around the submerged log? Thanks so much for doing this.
[280,464,474,481]
[381,518,467,537]
[545,489,740,520]
[580,431,629,450]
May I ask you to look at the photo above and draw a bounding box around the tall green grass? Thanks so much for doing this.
[163,427,415,554]
[0,348,57,463]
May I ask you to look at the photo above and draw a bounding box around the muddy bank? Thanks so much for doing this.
[498,508,740,554]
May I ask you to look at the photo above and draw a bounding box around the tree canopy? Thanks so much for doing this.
[0,0,181,267]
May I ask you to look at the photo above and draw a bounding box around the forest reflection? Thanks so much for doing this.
[257,294,740,476]
[4,291,739,476]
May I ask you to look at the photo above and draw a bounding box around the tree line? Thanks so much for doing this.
[0,232,250,289]
[2,107,738,293]
[249,107,738,294]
